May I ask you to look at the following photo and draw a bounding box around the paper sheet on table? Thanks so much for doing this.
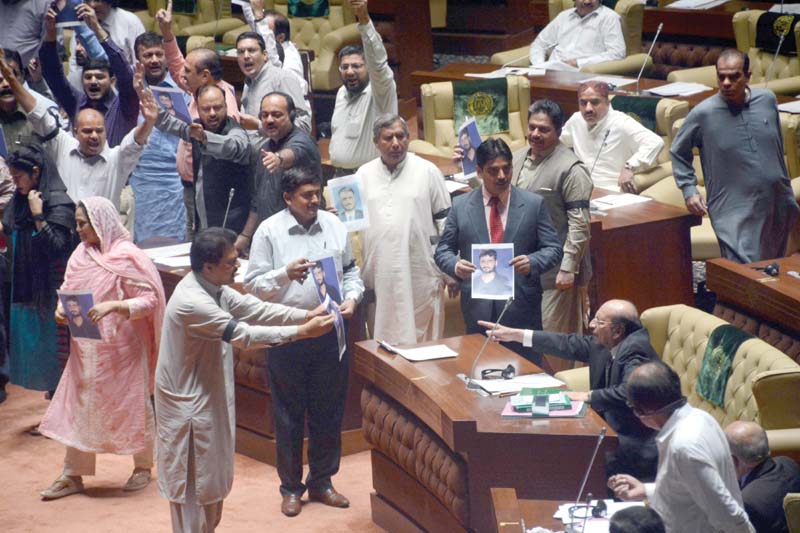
[581,76,637,88]
[666,0,729,9]
[471,373,565,395]
[465,67,545,79]
[591,193,652,211]
[154,255,191,268]
[779,100,800,113]
[383,342,459,362]
[770,4,800,13]
[648,82,712,96]
[554,500,645,525]
[445,180,469,193]
[144,242,192,259]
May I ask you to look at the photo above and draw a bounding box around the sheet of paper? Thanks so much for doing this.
[666,0,729,9]
[154,255,192,268]
[144,242,192,260]
[591,193,652,211]
[581,75,637,88]
[779,100,800,114]
[465,67,545,79]
[770,4,800,13]
[648,82,712,97]
[445,180,469,193]
[396,344,459,362]
[475,373,565,395]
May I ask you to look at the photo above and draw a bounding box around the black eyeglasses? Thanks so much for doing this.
[568,499,607,521]
[626,396,687,418]
[480,364,516,380]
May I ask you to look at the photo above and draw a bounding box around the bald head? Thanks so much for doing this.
[726,421,770,465]
[74,108,107,157]
[591,299,641,349]
[627,361,683,414]
[183,48,223,93]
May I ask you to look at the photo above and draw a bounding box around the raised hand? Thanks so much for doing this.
[44,8,58,42]
[75,3,103,36]
[0,49,13,80]
[156,0,174,39]
[133,63,146,96]
[188,123,207,143]
[349,0,369,25]
[140,87,159,124]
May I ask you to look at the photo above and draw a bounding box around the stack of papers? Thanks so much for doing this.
[666,0,729,9]
[378,341,459,362]
[465,67,545,79]
[591,193,652,211]
[469,373,565,395]
[501,400,585,418]
[648,82,712,97]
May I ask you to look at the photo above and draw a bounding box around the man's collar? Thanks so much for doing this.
[526,143,558,163]
[570,6,601,19]
[0,102,26,122]
[70,143,112,163]
[286,210,323,235]
[482,184,511,206]
[380,154,408,177]
[656,402,691,443]
[246,62,270,84]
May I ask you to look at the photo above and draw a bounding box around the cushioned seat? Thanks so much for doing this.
[555,304,800,456]
[786,492,800,533]
[667,10,800,95]
[408,76,531,158]
[489,0,651,76]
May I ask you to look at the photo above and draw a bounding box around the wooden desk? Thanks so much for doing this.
[706,255,800,337]
[643,2,772,42]
[410,63,717,115]
[589,189,700,312]
[154,263,369,466]
[355,335,618,533]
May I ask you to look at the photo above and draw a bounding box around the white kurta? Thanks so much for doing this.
[155,271,306,505]
[356,154,452,345]
[561,108,664,192]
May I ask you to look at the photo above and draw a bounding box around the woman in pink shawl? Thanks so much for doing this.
[39,196,166,500]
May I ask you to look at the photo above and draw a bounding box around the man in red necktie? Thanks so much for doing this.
[435,138,562,366]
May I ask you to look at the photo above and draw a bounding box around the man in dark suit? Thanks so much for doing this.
[725,421,800,533]
[478,299,659,481]
[435,138,562,366]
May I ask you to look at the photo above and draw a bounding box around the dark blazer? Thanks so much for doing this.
[742,456,800,533]
[435,186,562,361]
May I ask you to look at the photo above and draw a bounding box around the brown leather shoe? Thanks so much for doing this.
[309,488,350,508]
[281,493,302,517]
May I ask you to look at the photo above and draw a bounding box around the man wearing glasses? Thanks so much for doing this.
[478,299,659,480]
[609,361,754,533]
[328,0,397,173]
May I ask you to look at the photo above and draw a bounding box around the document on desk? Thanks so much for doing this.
[591,193,652,211]
[144,242,192,260]
[501,399,585,418]
[770,4,800,13]
[648,82,712,96]
[666,0,729,9]
[378,341,459,362]
[465,67,546,79]
[779,100,800,114]
[153,255,191,269]
[473,373,565,395]
[581,75,637,88]
[555,500,645,526]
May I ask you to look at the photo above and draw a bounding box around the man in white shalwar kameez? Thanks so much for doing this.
[355,115,452,345]
[155,228,333,532]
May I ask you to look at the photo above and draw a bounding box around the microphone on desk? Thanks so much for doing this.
[573,427,606,512]
[222,187,235,229]
[765,29,789,87]
[459,296,515,391]
[635,23,663,95]
[589,129,611,177]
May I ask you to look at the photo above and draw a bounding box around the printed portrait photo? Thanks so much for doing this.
[471,243,515,300]
[58,290,102,340]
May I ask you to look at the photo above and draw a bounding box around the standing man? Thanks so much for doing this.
[561,81,664,193]
[129,32,186,243]
[245,167,363,517]
[156,227,334,532]
[435,139,562,365]
[329,0,397,173]
[235,31,310,134]
[478,299,659,480]
[725,421,800,533]
[154,85,252,235]
[512,99,593,335]
[671,49,800,263]
[529,0,625,70]
[245,1,308,93]
[237,91,321,252]
[608,361,755,533]
[40,3,140,147]
[157,0,240,240]
[357,114,452,345]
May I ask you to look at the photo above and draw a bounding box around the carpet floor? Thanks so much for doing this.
[0,384,381,533]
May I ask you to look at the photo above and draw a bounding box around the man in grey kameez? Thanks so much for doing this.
[155,228,333,532]
[512,100,593,338]
[670,49,800,263]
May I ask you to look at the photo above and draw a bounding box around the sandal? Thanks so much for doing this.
[40,475,84,500]
[123,469,151,492]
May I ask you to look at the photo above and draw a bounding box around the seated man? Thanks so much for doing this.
[608,361,755,533]
[725,421,800,533]
[479,299,659,480]
[561,81,664,192]
[610,506,666,533]
[529,0,625,71]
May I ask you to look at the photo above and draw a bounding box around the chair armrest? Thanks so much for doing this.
[312,23,360,91]
[785,492,800,533]
[753,368,800,430]
[581,54,651,77]
[667,65,717,87]
[490,46,530,67]
[554,366,590,392]
[409,139,452,158]
[177,18,246,37]
[633,162,672,193]
[767,76,800,96]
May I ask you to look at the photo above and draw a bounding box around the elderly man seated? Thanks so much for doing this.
[529,0,625,71]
